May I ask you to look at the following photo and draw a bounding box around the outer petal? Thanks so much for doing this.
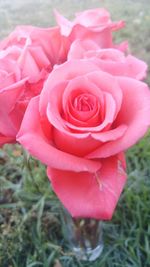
[69,24,113,48]
[0,25,68,66]
[54,9,73,36]
[88,50,147,80]
[0,79,26,137]
[74,8,111,28]
[47,154,127,219]
[53,128,100,157]
[91,124,127,142]
[18,46,50,81]
[55,8,124,36]
[87,78,150,158]
[54,8,124,49]
[68,39,100,60]
[17,96,101,173]
[68,44,147,80]
[125,55,147,80]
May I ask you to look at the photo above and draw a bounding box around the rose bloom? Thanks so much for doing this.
[0,25,67,146]
[17,59,150,219]
[55,8,127,51]
[68,39,147,80]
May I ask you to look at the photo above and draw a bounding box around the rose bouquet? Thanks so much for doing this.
[0,8,150,261]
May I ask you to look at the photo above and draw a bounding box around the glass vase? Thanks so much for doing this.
[61,208,103,261]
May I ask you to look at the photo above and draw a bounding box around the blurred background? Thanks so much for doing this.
[0,0,150,72]
[0,1,150,267]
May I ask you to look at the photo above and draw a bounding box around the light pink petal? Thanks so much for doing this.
[31,26,68,65]
[17,25,64,63]
[0,45,21,61]
[91,124,127,142]
[19,47,41,79]
[0,79,26,137]
[54,9,73,36]
[9,100,28,132]
[125,55,147,80]
[0,72,17,90]
[86,48,125,61]
[68,39,100,60]
[62,75,104,110]
[0,25,33,49]
[87,50,147,80]
[0,25,67,66]
[18,46,50,81]
[47,154,127,219]
[45,69,117,133]
[17,96,101,173]
[110,20,125,31]
[46,81,70,132]
[40,59,99,117]
[55,8,124,36]
[69,45,145,80]
[54,8,125,49]
[53,128,100,157]
[46,81,93,139]
[0,58,21,87]
[69,24,113,48]
[87,77,150,158]
[65,91,116,132]
[86,70,122,115]
[62,75,104,127]
[114,41,128,52]
[74,8,111,28]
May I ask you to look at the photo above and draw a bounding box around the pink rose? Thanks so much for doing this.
[17,59,150,219]
[55,8,127,50]
[0,25,67,81]
[68,39,147,80]
[0,25,67,145]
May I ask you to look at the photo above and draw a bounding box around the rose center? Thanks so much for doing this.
[73,93,97,112]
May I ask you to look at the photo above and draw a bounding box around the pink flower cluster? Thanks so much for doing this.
[1,8,150,219]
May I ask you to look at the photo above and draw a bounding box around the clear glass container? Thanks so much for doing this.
[61,208,103,261]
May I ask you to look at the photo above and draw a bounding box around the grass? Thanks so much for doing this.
[0,0,150,266]
[0,133,150,267]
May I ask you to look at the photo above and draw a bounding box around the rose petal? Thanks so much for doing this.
[68,39,100,60]
[86,70,122,116]
[46,82,92,139]
[125,55,147,80]
[92,51,147,80]
[47,154,127,219]
[74,8,111,28]
[54,9,73,36]
[0,79,26,136]
[69,24,113,48]
[0,25,67,66]
[18,46,50,81]
[62,75,104,127]
[91,124,127,142]
[53,128,100,156]
[40,59,100,117]
[17,96,101,172]
[87,77,150,158]
[44,67,118,134]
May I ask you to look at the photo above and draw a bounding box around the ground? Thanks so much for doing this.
[0,0,150,267]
